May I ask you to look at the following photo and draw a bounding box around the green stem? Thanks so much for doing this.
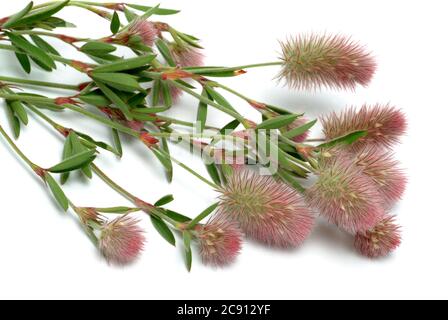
[0,43,93,70]
[164,78,248,126]
[187,61,283,74]
[155,147,219,189]
[90,163,180,227]
[157,115,219,131]
[0,75,79,91]
[0,124,37,169]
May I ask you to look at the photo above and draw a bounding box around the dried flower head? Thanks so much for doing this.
[279,34,376,90]
[219,169,314,248]
[118,19,158,47]
[195,215,243,267]
[99,215,145,265]
[354,215,401,258]
[307,156,384,233]
[170,44,204,67]
[321,104,407,151]
[285,117,310,143]
[355,146,407,208]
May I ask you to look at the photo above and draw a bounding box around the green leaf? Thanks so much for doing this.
[177,32,203,49]
[151,79,161,106]
[67,133,94,178]
[267,104,293,115]
[188,202,219,229]
[44,172,69,211]
[160,137,173,182]
[111,128,123,157]
[318,130,368,149]
[48,149,96,173]
[74,131,118,156]
[205,86,237,113]
[110,11,120,34]
[196,89,208,133]
[151,147,174,181]
[155,39,176,67]
[282,119,317,139]
[205,162,221,186]
[160,81,172,107]
[132,106,170,114]
[5,103,21,139]
[92,54,155,73]
[154,194,174,207]
[91,72,144,93]
[80,41,116,56]
[183,231,192,272]
[2,1,34,28]
[164,209,191,223]
[60,136,73,184]
[94,81,132,119]
[14,50,31,73]
[124,7,138,22]
[6,32,55,70]
[9,100,28,125]
[6,0,69,28]
[78,90,110,106]
[96,207,138,214]
[151,215,176,246]
[127,4,180,15]
[256,114,299,130]
[219,119,240,135]
[276,169,306,193]
[30,34,60,56]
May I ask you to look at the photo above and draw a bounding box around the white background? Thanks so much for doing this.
[0,0,447,300]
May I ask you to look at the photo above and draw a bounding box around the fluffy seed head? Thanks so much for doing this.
[219,169,314,248]
[126,19,158,47]
[355,146,407,208]
[354,215,401,258]
[99,215,145,265]
[285,117,310,143]
[170,44,204,67]
[307,156,384,233]
[279,34,376,90]
[195,215,243,267]
[321,104,407,151]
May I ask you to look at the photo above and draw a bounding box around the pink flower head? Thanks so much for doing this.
[285,117,310,143]
[195,215,243,267]
[355,146,407,208]
[354,215,401,258]
[99,215,145,265]
[219,169,314,248]
[321,104,407,151]
[170,44,204,67]
[279,34,376,91]
[306,155,384,234]
[120,19,158,47]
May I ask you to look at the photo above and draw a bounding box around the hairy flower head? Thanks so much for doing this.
[355,146,406,208]
[354,215,401,258]
[99,215,145,265]
[306,156,384,233]
[279,34,376,90]
[170,44,204,67]
[321,104,407,151]
[125,19,158,47]
[219,169,314,248]
[195,215,243,267]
